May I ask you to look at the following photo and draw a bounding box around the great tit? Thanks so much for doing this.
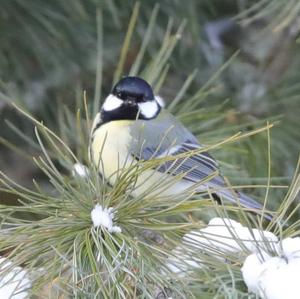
[89,76,263,211]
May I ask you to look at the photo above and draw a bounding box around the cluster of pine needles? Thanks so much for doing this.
[0,1,300,298]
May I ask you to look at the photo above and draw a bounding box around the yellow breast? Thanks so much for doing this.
[90,116,191,198]
[90,119,133,184]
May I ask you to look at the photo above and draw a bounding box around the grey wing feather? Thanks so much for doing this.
[144,142,264,211]
[154,142,225,187]
[129,109,264,211]
[217,189,263,210]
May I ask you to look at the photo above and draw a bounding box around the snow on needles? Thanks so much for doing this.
[242,237,300,299]
[166,218,277,275]
[0,257,31,299]
[166,217,300,299]
[72,163,89,178]
[91,204,122,233]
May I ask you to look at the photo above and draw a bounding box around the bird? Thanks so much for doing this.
[89,76,265,213]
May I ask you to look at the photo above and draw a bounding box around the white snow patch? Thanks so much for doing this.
[242,237,300,299]
[91,204,122,233]
[184,217,276,255]
[0,257,31,299]
[166,218,277,276]
[72,163,89,178]
[166,217,300,299]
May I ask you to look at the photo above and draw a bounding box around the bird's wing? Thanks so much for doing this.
[139,140,226,188]
[137,141,264,210]
[129,110,264,211]
[129,109,224,187]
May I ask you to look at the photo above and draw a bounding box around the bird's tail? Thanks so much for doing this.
[216,189,272,220]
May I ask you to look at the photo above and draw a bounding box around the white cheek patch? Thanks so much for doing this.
[155,95,165,107]
[138,101,159,119]
[102,95,123,111]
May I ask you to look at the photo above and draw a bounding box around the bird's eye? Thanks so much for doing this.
[117,92,122,98]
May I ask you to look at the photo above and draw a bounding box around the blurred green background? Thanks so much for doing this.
[0,0,299,207]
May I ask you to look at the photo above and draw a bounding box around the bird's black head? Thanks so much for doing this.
[100,76,161,123]
[112,76,154,103]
